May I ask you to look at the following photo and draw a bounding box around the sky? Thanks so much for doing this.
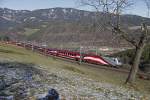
[0,0,149,17]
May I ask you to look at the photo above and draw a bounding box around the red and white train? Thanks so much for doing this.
[5,41,122,67]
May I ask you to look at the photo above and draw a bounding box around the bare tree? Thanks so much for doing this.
[124,0,150,84]
[145,0,150,17]
[80,0,150,84]
[111,0,149,84]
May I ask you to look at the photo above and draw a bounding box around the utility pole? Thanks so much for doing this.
[44,42,47,56]
[24,41,26,48]
[94,46,98,55]
[31,41,34,51]
[79,46,83,64]
[60,44,63,50]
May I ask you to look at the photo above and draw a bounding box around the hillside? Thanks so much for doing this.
[1,8,150,47]
[0,43,150,99]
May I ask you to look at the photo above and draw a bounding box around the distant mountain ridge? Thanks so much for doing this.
[1,7,150,27]
[0,7,95,23]
[0,7,150,47]
[0,7,96,32]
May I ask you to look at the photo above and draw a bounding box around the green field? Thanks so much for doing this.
[23,28,40,36]
[0,43,150,95]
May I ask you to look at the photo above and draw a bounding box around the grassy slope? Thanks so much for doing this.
[23,28,40,36]
[0,43,150,95]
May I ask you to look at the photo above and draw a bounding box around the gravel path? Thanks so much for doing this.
[41,68,149,100]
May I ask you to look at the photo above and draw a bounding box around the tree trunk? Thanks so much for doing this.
[125,44,145,84]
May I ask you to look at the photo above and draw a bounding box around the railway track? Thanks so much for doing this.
[45,53,150,80]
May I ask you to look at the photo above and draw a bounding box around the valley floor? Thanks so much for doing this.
[0,43,150,99]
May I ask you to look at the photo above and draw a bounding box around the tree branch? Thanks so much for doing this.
[113,27,138,47]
